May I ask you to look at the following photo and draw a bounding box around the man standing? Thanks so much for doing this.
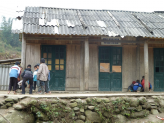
[8,61,20,94]
[37,58,49,94]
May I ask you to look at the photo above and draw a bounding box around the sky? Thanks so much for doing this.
[0,0,164,24]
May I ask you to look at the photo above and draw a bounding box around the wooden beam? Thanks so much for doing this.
[144,41,149,92]
[136,44,140,80]
[21,33,26,69]
[84,38,89,91]
[25,37,164,44]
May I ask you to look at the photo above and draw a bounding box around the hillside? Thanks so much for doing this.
[0,40,21,60]
[0,17,21,60]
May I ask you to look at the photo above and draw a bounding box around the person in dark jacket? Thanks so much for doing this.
[133,80,142,92]
[21,67,33,94]
[128,81,136,92]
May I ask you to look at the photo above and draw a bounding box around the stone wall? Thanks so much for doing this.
[0,95,164,123]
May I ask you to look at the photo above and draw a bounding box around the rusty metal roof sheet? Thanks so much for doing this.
[11,7,164,38]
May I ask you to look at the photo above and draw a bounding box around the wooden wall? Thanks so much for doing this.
[89,44,98,91]
[26,44,41,72]
[122,46,154,92]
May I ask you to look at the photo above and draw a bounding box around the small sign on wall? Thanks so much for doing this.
[101,42,121,45]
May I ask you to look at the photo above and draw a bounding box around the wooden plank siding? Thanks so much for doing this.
[89,44,99,91]
[26,44,41,72]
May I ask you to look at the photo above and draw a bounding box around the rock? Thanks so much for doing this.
[74,107,80,111]
[51,99,58,104]
[121,110,130,116]
[76,99,82,103]
[158,108,164,113]
[102,98,110,103]
[29,99,37,106]
[159,100,164,107]
[19,98,31,107]
[5,96,18,103]
[147,99,155,103]
[5,103,12,107]
[0,110,34,123]
[80,108,84,113]
[86,98,91,103]
[151,106,157,109]
[115,114,127,123]
[96,98,102,103]
[136,105,142,112]
[65,107,72,111]
[126,107,136,111]
[85,110,101,122]
[0,105,7,109]
[88,106,95,110]
[130,98,139,107]
[70,99,75,103]
[75,120,84,123]
[138,97,146,104]
[79,115,85,120]
[142,103,151,109]
[114,109,120,113]
[151,109,159,115]
[82,100,87,105]
[13,104,25,110]
[130,110,149,118]
[103,112,112,118]
[69,102,77,108]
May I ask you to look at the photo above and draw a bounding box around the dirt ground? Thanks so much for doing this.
[127,113,164,123]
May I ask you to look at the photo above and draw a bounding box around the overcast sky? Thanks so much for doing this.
[0,0,164,24]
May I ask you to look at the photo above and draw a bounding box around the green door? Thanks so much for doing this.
[99,47,122,91]
[154,48,164,91]
[41,45,66,91]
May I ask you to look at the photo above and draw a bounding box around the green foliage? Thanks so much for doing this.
[0,16,21,54]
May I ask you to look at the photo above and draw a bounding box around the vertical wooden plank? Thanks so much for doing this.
[80,43,84,91]
[84,39,89,90]
[21,34,26,70]
[136,44,140,80]
[144,41,149,92]
[89,44,98,91]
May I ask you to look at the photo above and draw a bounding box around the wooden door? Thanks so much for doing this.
[154,48,164,91]
[42,45,66,91]
[99,47,122,91]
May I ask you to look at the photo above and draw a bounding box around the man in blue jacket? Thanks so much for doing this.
[8,61,20,94]
[133,80,142,92]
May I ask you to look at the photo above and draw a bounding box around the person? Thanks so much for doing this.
[33,65,37,91]
[128,81,136,92]
[8,61,20,94]
[37,58,49,94]
[133,80,142,92]
[21,65,33,94]
[141,76,152,92]
[16,66,23,91]
[36,64,41,93]
[45,64,51,94]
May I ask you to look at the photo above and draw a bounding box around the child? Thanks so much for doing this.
[33,65,37,91]
[133,80,142,92]
[21,65,33,94]
[8,61,20,94]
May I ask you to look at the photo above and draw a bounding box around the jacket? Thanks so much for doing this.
[141,79,152,89]
[33,70,38,81]
[133,82,142,91]
[21,68,33,79]
[9,65,20,78]
[37,63,49,81]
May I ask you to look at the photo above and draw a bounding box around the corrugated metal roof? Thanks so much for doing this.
[11,7,164,38]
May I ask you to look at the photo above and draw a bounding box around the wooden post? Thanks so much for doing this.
[144,41,149,92]
[84,38,89,91]
[136,44,140,80]
[21,33,26,69]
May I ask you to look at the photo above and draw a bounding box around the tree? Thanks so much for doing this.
[0,16,21,47]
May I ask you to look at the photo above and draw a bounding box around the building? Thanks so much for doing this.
[12,7,164,92]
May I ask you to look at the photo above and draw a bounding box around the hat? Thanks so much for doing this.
[40,58,45,63]
[15,61,20,65]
